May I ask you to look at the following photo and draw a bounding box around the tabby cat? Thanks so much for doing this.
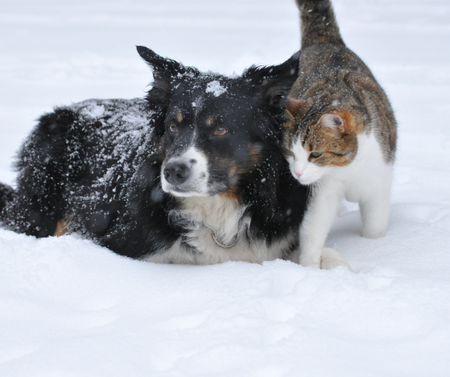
[284,0,397,268]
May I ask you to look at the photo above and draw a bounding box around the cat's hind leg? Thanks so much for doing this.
[359,164,393,239]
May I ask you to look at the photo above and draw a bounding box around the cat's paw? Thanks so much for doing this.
[320,248,355,272]
[300,253,321,269]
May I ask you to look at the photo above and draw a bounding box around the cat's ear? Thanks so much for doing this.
[286,98,307,118]
[320,114,346,133]
[320,110,359,134]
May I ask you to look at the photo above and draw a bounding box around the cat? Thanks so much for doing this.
[283,0,397,268]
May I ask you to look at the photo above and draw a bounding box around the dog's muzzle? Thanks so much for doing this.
[160,147,210,197]
[163,162,191,186]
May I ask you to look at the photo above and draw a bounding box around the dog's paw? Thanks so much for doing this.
[320,247,355,273]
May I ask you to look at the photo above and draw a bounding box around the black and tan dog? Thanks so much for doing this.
[0,47,353,268]
[0,46,313,264]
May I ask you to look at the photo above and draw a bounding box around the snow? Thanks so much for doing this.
[206,80,227,97]
[1,0,450,376]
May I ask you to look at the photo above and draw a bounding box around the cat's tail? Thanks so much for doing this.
[295,0,345,48]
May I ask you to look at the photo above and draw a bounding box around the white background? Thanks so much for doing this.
[1,0,450,376]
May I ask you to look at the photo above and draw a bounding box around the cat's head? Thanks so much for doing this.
[283,98,363,185]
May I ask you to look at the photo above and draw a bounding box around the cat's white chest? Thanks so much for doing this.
[331,132,392,202]
[299,132,394,267]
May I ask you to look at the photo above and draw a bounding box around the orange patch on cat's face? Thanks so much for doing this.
[330,109,364,135]
[302,112,359,167]
[284,98,364,168]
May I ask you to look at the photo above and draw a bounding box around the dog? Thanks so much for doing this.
[0,46,319,265]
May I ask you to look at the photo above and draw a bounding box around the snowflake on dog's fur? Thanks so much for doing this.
[205,81,227,97]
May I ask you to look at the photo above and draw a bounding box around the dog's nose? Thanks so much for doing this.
[164,163,191,185]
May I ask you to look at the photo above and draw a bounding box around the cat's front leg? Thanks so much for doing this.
[359,165,393,239]
[299,178,343,268]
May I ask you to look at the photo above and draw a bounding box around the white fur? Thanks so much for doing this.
[154,138,357,268]
[321,248,354,272]
[143,193,352,268]
[289,132,393,268]
[161,146,210,197]
[143,195,299,265]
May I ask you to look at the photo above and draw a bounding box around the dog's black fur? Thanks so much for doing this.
[0,47,310,263]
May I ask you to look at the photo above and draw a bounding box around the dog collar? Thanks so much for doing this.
[211,231,239,249]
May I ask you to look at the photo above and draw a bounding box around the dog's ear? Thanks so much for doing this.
[243,51,300,114]
[136,46,200,106]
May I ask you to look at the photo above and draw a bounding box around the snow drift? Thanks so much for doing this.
[1,0,450,376]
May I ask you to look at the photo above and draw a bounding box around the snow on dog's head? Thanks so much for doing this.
[137,46,300,198]
[205,80,227,97]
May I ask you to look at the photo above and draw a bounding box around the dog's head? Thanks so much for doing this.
[137,46,299,198]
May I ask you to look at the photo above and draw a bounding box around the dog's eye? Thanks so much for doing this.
[310,151,323,158]
[169,124,178,133]
[214,127,228,136]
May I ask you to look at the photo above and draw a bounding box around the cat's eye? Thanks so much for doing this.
[310,151,323,158]
[215,127,228,136]
[169,124,178,133]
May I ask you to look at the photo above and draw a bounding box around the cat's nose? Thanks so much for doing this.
[294,170,302,178]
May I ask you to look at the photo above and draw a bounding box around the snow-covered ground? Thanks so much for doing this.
[1,0,449,375]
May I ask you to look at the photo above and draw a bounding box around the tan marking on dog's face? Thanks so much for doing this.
[218,188,239,201]
[248,143,263,164]
[205,116,214,127]
[228,165,238,177]
[204,160,239,200]
[175,111,183,123]
[227,161,246,184]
